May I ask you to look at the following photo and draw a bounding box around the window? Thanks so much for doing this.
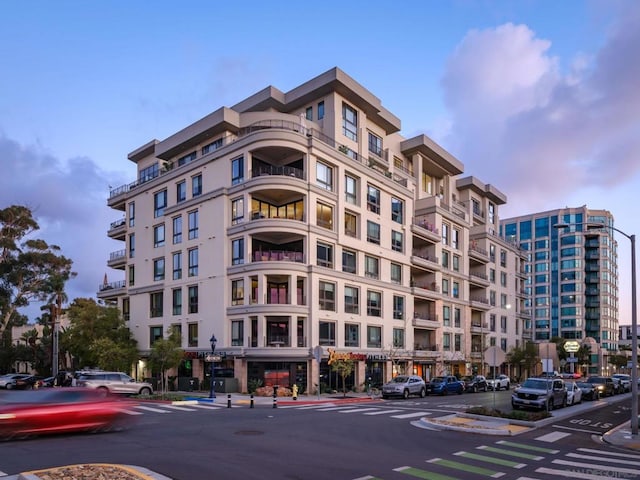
[442,278,449,295]
[188,323,198,348]
[443,306,450,326]
[345,174,357,204]
[367,290,381,317]
[202,138,223,155]
[393,295,404,320]
[177,181,187,203]
[344,211,357,237]
[500,249,507,267]
[316,161,333,191]
[139,163,159,183]
[442,250,450,268]
[391,230,403,252]
[367,221,380,244]
[443,333,451,351]
[488,203,495,224]
[452,229,460,249]
[173,216,182,244]
[490,314,496,331]
[192,174,202,197]
[364,255,379,279]
[128,265,135,286]
[172,288,182,315]
[454,308,461,328]
[305,106,313,121]
[490,290,496,306]
[232,238,244,265]
[472,199,481,217]
[455,334,462,352]
[232,279,244,305]
[393,328,405,348]
[490,269,496,283]
[128,202,135,227]
[342,103,358,141]
[345,323,359,347]
[154,190,167,218]
[501,294,508,308]
[367,326,382,348]
[177,151,196,166]
[150,292,163,318]
[231,198,244,225]
[452,255,460,272]
[442,223,449,245]
[153,224,165,247]
[368,132,382,157]
[188,248,198,276]
[153,258,165,281]
[501,315,507,333]
[128,233,135,258]
[342,249,357,274]
[122,298,130,321]
[367,185,380,213]
[390,262,402,284]
[319,321,335,346]
[452,281,459,299]
[319,281,336,311]
[188,210,198,240]
[317,241,334,268]
[188,285,198,314]
[172,252,182,280]
[344,286,359,314]
[316,202,333,230]
[317,101,324,120]
[150,326,163,347]
[489,244,496,262]
[500,272,507,287]
[391,197,403,224]
[231,320,243,346]
[231,156,244,185]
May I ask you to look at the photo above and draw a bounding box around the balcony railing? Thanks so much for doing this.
[251,165,304,179]
[98,280,126,292]
[110,218,126,230]
[252,250,304,262]
[412,217,439,236]
[109,250,126,261]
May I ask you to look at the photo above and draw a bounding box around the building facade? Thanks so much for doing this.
[501,207,619,375]
[100,68,528,393]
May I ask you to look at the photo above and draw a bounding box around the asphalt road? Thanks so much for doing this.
[1,391,637,480]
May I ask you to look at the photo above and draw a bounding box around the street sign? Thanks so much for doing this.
[313,345,323,363]
[566,357,578,363]
[205,354,222,362]
[564,341,580,353]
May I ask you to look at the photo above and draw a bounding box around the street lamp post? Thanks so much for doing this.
[555,222,637,435]
[209,335,217,399]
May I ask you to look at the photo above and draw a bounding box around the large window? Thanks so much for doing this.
[344,211,357,238]
[150,292,163,318]
[367,185,380,213]
[231,279,244,306]
[188,285,198,314]
[231,320,243,346]
[231,156,244,185]
[367,326,382,348]
[316,161,333,191]
[232,238,244,265]
[128,233,135,258]
[317,241,333,268]
[367,290,382,317]
[345,174,357,204]
[367,221,380,244]
[150,326,163,347]
[188,248,198,276]
[317,101,324,120]
[153,224,165,247]
[319,281,336,311]
[368,132,382,157]
[172,216,182,244]
[188,323,198,347]
[344,286,359,314]
[153,258,165,281]
[172,252,182,280]
[391,197,403,223]
[172,288,182,315]
[390,262,402,284]
[231,198,244,225]
[188,210,198,240]
[342,249,357,274]
[443,306,450,326]
[345,323,359,347]
[177,181,187,203]
[154,190,167,218]
[342,103,358,141]
[319,321,336,346]
[192,174,202,197]
[316,202,333,230]
[128,202,135,227]
[364,255,379,279]
[393,328,405,348]
[391,230,403,252]
[393,295,404,320]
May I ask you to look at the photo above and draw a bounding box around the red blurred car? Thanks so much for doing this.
[0,388,135,440]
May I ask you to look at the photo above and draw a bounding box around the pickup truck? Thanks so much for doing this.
[427,375,465,395]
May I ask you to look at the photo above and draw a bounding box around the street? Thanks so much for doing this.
[0,391,638,479]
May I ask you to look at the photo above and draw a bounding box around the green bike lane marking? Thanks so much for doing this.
[476,445,544,460]
[495,440,559,454]
[427,458,504,477]
[393,466,459,480]
[454,451,526,468]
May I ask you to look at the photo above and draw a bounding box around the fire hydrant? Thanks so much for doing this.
[292,384,299,400]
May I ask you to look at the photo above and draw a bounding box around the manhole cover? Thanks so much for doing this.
[235,430,264,436]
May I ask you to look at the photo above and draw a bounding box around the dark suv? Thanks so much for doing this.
[461,375,488,393]
[586,376,615,397]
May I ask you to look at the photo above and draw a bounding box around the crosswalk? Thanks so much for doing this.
[119,402,228,415]
[352,436,640,479]
[278,403,431,420]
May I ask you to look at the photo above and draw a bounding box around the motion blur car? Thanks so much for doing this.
[75,372,153,396]
[511,377,567,411]
[576,381,599,400]
[566,381,582,405]
[381,375,426,399]
[0,388,135,440]
[586,376,615,397]
[487,374,511,391]
[13,375,45,390]
[461,375,488,393]
[0,374,32,390]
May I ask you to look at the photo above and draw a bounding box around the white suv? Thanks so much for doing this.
[612,374,631,393]
[76,371,153,395]
[487,374,510,391]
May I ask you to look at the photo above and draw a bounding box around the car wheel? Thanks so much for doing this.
[420,388,426,398]
[483,385,488,392]
[441,388,448,396]
[472,385,477,393]
[547,400,553,411]
[403,389,409,399]
[6,383,13,390]
[139,387,152,396]
[505,382,510,390]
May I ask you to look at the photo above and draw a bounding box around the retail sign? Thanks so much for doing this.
[205,354,222,362]
[564,341,580,353]
[327,349,388,364]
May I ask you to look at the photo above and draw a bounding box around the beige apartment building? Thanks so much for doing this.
[100,67,529,393]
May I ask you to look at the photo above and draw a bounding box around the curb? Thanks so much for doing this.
[16,464,172,480]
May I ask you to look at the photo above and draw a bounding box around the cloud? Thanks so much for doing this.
[440,4,640,213]
[0,133,127,319]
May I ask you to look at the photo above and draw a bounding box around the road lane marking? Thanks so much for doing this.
[496,440,558,454]
[338,408,385,414]
[119,408,144,415]
[577,447,640,459]
[477,446,543,460]
[533,431,571,443]
[552,458,640,476]
[394,465,458,479]
[566,452,640,466]
[161,405,198,411]
[537,466,628,479]
[454,451,526,468]
[391,412,431,419]
[363,409,405,415]
[551,424,602,434]
[428,458,505,477]
[133,405,171,413]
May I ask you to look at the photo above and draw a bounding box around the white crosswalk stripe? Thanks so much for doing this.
[534,431,571,443]
[160,404,198,411]
[390,412,430,419]
[133,405,172,413]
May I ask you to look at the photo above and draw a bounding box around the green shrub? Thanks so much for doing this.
[465,406,550,421]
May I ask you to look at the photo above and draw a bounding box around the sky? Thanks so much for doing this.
[1,0,638,325]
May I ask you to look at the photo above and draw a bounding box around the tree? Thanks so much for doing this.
[148,329,184,397]
[330,358,355,398]
[506,342,538,381]
[0,205,75,336]
[609,353,629,372]
[60,298,138,371]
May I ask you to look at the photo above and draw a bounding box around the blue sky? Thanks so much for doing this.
[1,0,638,324]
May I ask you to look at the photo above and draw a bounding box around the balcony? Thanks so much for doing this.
[413,344,439,359]
[468,243,490,264]
[411,282,440,301]
[411,217,440,243]
[251,164,304,180]
[252,250,305,263]
[411,251,441,272]
[97,280,126,300]
[107,218,126,240]
[470,296,491,310]
[107,249,126,269]
[470,322,488,334]
[469,271,490,287]
[412,312,440,330]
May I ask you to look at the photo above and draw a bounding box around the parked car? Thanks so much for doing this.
[576,381,600,401]
[487,374,510,391]
[427,376,465,395]
[611,377,623,394]
[566,381,582,405]
[381,375,426,399]
[75,372,153,396]
[0,388,135,440]
[0,374,32,390]
[561,372,581,380]
[13,375,45,390]
[461,375,488,393]
[612,374,631,393]
[586,376,615,397]
[511,377,567,411]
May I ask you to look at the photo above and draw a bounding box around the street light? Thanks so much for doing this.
[555,221,637,435]
[209,335,217,399]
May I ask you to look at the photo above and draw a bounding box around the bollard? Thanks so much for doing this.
[273,396,277,408]
[272,386,278,409]
[250,394,254,408]
[227,394,231,408]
